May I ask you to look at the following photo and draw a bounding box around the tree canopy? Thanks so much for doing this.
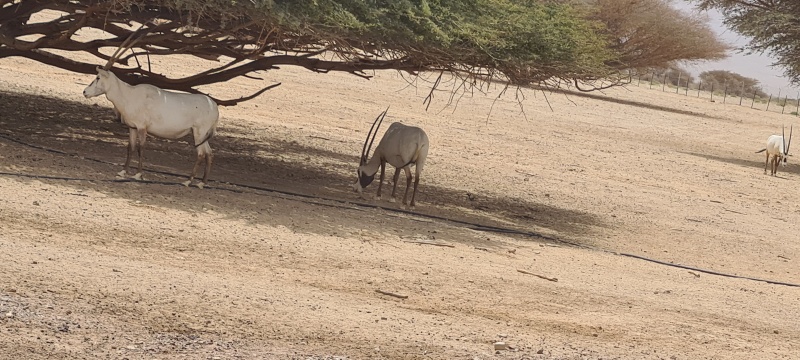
[0,0,727,105]
[692,0,800,85]
[589,0,727,70]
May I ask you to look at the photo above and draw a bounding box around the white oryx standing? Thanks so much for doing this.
[755,125,793,176]
[82,28,220,188]
[352,108,429,207]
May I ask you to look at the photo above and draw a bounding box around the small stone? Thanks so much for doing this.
[537,349,544,354]
[498,334,508,338]
[493,342,507,350]
[5,311,12,318]
[774,330,780,334]
[33,201,40,206]
[125,345,137,350]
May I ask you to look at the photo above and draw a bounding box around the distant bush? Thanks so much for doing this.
[637,64,695,88]
[698,70,767,98]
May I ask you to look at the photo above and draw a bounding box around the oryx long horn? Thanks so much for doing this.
[103,23,148,70]
[361,107,389,162]
[787,125,793,153]
[783,125,787,154]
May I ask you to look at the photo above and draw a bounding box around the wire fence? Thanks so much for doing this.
[629,72,800,116]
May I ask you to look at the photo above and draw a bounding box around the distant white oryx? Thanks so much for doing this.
[83,28,220,188]
[755,125,793,176]
[352,108,429,207]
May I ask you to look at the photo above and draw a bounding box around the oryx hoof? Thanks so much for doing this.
[181,180,192,187]
[388,197,396,203]
[117,170,128,177]
[132,173,143,180]
[196,182,205,189]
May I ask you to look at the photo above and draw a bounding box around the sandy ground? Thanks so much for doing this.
[2,28,800,359]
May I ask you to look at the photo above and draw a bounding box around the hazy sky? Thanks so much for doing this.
[672,1,800,95]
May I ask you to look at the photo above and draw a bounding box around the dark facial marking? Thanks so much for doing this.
[359,170,375,188]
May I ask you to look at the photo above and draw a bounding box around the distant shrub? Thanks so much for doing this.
[698,70,767,98]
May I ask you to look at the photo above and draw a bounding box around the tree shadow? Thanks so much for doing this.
[543,87,723,120]
[681,152,800,177]
[0,89,604,247]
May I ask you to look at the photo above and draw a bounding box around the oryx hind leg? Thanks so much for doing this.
[410,166,422,208]
[185,141,211,189]
[764,152,769,174]
[202,148,213,186]
[389,167,401,203]
[401,166,413,206]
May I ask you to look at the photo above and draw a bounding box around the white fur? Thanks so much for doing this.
[83,68,220,186]
[357,122,429,207]
[757,129,792,176]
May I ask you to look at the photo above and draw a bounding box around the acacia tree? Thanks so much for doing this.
[0,0,727,105]
[588,0,728,70]
[692,0,800,85]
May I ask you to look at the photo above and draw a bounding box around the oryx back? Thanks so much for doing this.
[377,123,429,169]
[136,85,220,141]
[766,135,786,156]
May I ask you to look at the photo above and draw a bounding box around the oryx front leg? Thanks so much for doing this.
[376,160,387,200]
[119,127,137,178]
[133,128,147,180]
[132,128,147,180]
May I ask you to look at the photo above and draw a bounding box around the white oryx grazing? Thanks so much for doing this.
[755,125,793,176]
[82,29,220,188]
[352,108,429,207]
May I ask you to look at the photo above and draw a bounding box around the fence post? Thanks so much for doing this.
[676,72,681,94]
[649,71,655,89]
[751,91,757,109]
[766,94,772,111]
[637,74,641,86]
[697,81,702,97]
[782,95,788,114]
[797,92,799,116]
[740,82,745,105]
[662,73,668,91]
[710,83,714,102]
[723,84,728,104]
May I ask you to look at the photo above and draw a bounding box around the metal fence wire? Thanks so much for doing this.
[631,72,800,116]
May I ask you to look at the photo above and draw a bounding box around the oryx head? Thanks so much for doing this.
[352,107,389,193]
[83,24,148,98]
[781,125,793,166]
